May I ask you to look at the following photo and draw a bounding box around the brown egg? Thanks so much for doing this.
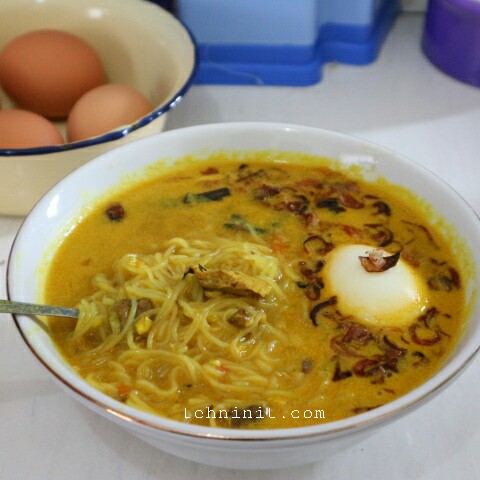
[0,109,64,149]
[67,84,153,142]
[0,30,105,118]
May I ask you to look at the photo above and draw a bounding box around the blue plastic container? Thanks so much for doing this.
[177,0,400,86]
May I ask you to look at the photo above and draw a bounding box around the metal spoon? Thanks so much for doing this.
[0,299,79,318]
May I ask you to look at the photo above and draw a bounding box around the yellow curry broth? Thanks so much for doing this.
[45,154,467,429]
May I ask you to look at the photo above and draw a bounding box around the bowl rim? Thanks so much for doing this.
[0,3,199,157]
[7,121,480,442]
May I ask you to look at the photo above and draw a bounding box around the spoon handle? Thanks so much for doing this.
[0,299,79,318]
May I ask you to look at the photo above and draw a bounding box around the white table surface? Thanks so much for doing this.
[1,12,479,479]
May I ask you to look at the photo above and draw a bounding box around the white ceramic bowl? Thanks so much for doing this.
[0,0,197,216]
[7,123,480,470]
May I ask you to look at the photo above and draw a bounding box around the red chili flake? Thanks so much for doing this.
[372,200,391,216]
[270,234,290,253]
[420,307,438,327]
[117,384,131,402]
[383,336,407,356]
[428,276,450,291]
[253,184,281,201]
[300,261,325,280]
[326,181,360,195]
[381,336,406,372]
[295,178,323,188]
[338,192,364,209]
[449,267,461,289]
[315,260,325,271]
[285,199,308,213]
[300,267,316,282]
[428,268,461,291]
[332,361,353,381]
[303,235,334,256]
[300,261,325,300]
[330,335,366,358]
[237,168,267,184]
[352,358,382,377]
[412,351,429,366]
[402,220,438,247]
[342,224,362,237]
[342,322,372,345]
[257,185,310,214]
[409,308,441,346]
[301,211,320,227]
[344,181,360,193]
[364,223,394,247]
[310,296,337,326]
[201,167,219,175]
[105,203,125,221]
[304,282,323,301]
[409,323,441,346]
[401,251,420,268]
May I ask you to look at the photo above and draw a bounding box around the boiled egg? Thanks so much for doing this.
[324,244,426,327]
[0,109,64,149]
[67,84,153,142]
[0,29,105,118]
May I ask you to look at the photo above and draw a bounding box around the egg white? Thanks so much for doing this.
[324,244,427,327]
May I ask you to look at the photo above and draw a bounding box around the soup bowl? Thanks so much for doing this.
[7,123,480,470]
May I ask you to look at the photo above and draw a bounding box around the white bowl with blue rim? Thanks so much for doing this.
[0,0,197,216]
